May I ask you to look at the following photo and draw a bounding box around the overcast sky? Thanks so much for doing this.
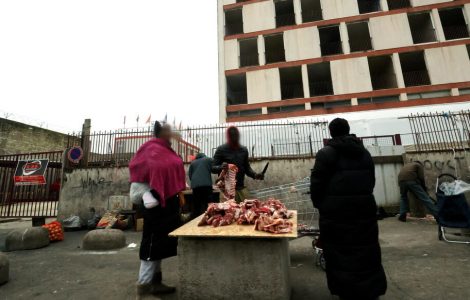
[1,1,468,134]
[0,0,219,132]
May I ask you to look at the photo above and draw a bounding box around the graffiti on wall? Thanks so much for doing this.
[72,170,113,190]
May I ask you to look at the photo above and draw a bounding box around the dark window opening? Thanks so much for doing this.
[280,66,304,100]
[239,38,259,67]
[387,0,410,10]
[467,44,470,60]
[407,90,450,99]
[319,25,342,56]
[227,109,262,118]
[459,88,470,95]
[267,104,305,114]
[408,13,436,44]
[399,51,431,87]
[358,0,381,14]
[358,95,399,104]
[324,100,351,108]
[225,9,243,36]
[236,0,250,2]
[368,55,397,90]
[347,21,373,52]
[439,8,470,40]
[275,0,296,27]
[301,0,323,23]
[311,102,324,109]
[265,34,286,64]
[307,62,333,96]
[226,74,247,105]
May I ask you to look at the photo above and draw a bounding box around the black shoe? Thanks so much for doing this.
[152,272,176,295]
[398,214,407,222]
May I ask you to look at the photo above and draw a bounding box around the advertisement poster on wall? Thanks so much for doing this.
[13,159,49,186]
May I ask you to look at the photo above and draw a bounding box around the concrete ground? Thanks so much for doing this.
[0,218,469,300]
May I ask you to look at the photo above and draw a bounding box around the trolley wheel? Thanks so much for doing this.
[319,252,326,271]
[438,225,443,241]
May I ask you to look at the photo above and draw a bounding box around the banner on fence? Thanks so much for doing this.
[14,159,49,185]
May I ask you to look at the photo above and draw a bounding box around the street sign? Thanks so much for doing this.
[14,159,49,186]
[67,146,83,164]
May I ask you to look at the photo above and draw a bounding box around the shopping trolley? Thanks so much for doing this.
[252,177,325,270]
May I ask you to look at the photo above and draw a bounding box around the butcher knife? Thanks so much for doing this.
[261,162,269,175]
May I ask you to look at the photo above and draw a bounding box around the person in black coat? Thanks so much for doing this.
[310,118,387,300]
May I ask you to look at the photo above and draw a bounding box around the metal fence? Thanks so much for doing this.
[403,110,470,151]
[69,120,329,167]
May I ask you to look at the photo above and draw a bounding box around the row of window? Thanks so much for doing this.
[226,46,470,106]
[226,0,420,35]
[236,7,469,68]
[227,87,470,118]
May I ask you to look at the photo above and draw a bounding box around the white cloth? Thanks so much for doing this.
[440,180,470,196]
[130,182,151,205]
[143,191,159,209]
[137,259,162,284]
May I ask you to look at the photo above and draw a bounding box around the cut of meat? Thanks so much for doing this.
[198,198,294,234]
[215,164,238,201]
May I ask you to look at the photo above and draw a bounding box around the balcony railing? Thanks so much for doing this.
[276,13,296,27]
[442,25,470,40]
[309,81,333,96]
[320,41,343,56]
[402,70,431,87]
[239,53,259,67]
[349,38,373,52]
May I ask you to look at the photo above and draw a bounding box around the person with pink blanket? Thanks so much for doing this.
[129,121,185,298]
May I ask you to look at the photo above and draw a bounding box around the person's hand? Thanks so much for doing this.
[255,173,264,180]
[221,162,229,171]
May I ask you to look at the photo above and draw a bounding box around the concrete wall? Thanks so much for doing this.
[425,45,470,85]
[58,168,130,221]
[331,57,373,94]
[0,118,75,155]
[369,13,414,50]
[247,68,282,103]
[243,1,276,33]
[284,27,321,62]
[404,151,470,199]
[410,0,452,7]
[320,0,359,20]
[224,39,239,70]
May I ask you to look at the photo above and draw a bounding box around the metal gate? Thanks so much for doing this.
[0,151,63,218]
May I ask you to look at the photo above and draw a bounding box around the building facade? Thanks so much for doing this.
[217,0,470,122]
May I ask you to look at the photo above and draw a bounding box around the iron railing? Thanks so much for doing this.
[442,25,470,40]
[403,110,470,152]
[69,120,330,167]
[402,70,431,87]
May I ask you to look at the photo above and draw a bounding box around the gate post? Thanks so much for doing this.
[80,119,91,168]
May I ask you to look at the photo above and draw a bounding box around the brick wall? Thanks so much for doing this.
[0,118,77,155]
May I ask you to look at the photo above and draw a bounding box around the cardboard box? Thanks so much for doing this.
[136,218,144,232]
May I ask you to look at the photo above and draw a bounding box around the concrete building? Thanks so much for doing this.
[217,0,470,122]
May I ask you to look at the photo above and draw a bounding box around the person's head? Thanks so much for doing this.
[196,153,206,159]
[226,126,240,147]
[329,118,350,138]
[154,121,172,142]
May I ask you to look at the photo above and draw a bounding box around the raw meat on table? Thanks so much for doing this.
[215,164,238,201]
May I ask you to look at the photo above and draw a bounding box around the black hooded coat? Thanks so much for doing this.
[310,135,387,299]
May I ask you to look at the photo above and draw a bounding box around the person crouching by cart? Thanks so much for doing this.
[129,121,185,298]
[212,126,264,203]
[188,153,213,218]
[310,118,387,300]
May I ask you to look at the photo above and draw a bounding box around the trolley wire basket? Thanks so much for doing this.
[252,177,319,236]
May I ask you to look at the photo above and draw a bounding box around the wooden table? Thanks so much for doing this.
[170,212,297,300]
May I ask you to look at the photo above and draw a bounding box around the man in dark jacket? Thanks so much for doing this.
[310,118,387,300]
[188,153,213,217]
[397,162,437,222]
[212,126,264,202]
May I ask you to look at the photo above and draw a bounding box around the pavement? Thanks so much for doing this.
[0,218,469,300]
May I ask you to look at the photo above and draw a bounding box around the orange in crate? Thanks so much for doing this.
[42,221,64,242]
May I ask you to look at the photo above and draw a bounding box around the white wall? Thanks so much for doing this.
[410,0,452,7]
[247,68,282,104]
[243,1,276,33]
[331,57,373,94]
[370,13,414,50]
[218,0,228,122]
[425,45,470,85]
[284,27,321,61]
[320,0,360,20]
[222,0,236,5]
[224,39,239,70]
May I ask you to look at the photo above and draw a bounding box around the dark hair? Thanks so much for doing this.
[154,121,162,138]
[329,118,350,138]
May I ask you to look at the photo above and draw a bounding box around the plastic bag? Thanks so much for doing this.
[439,180,470,196]
[62,215,83,229]
[42,221,64,241]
